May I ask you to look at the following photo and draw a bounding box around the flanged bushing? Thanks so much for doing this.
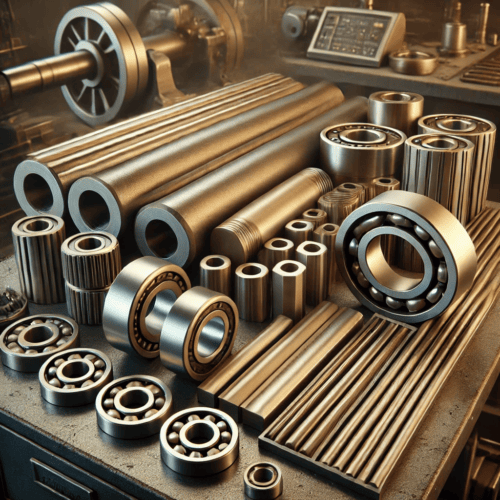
[160,407,239,476]
[103,256,190,358]
[39,348,113,406]
[12,215,66,304]
[258,238,294,270]
[244,462,283,499]
[160,287,238,381]
[96,375,173,439]
[284,220,314,247]
[335,191,477,323]
[0,314,79,372]
[272,260,306,324]
[200,255,232,297]
[235,263,270,322]
[301,208,328,229]
[296,241,328,306]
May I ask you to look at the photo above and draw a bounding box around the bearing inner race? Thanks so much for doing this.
[193,311,229,364]
[179,420,220,452]
[436,118,477,133]
[21,217,55,233]
[56,358,95,385]
[75,235,106,252]
[249,465,278,487]
[380,92,414,102]
[339,128,387,144]
[114,387,155,416]
[141,283,179,342]
[17,323,60,349]
[420,136,459,150]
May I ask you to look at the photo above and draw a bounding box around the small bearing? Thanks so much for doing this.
[0,314,79,372]
[0,287,28,328]
[160,408,239,476]
[96,375,172,439]
[103,256,191,358]
[160,287,238,381]
[39,348,113,406]
[244,462,283,499]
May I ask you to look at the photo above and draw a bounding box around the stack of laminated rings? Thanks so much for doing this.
[335,191,477,323]
[244,462,283,499]
[39,348,113,406]
[96,375,173,439]
[160,408,239,476]
[0,314,79,372]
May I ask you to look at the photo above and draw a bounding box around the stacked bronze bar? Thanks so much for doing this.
[260,208,500,498]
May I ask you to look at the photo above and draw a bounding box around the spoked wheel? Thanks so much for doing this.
[54,3,149,126]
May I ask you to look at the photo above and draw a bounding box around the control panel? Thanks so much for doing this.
[307,7,405,67]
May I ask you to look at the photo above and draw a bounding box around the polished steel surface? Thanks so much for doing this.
[135,97,367,268]
[439,22,468,57]
[244,462,283,499]
[272,260,306,325]
[12,215,66,304]
[159,286,238,381]
[102,256,190,358]
[65,283,108,326]
[234,263,270,323]
[212,169,333,267]
[368,91,424,137]
[200,255,232,297]
[388,51,438,76]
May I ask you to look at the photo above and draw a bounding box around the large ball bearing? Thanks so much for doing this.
[39,348,113,406]
[0,314,79,372]
[335,191,477,323]
[160,408,239,476]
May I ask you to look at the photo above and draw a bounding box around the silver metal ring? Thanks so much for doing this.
[160,287,238,381]
[160,408,239,476]
[39,348,112,407]
[389,50,438,75]
[0,314,79,372]
[244,462,283,499]
[96,375,172,439]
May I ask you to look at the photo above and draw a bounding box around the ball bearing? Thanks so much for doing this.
[244,462,283,499]
[160,287,238,381]
[335,191,477,323]
[160,408,239,476]
[39,348,112,406]
[0,314,79,372]
[96,375,172,439]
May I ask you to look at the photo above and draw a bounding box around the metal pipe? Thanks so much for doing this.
[197,315,293,407]
[241,308,364,430]
[212,169,333,268]
[475,3,490,46]
[135,97,367,267]
[218,301,339,421]
[70,82,345,237]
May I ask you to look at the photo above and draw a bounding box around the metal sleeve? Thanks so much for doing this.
[70,82,345,236]
[284,220,314,247]
[258,238,295,270]
[12,215,66,304]
[302,208,328,229]
[313,224,340,293]
[272,260,306,325]
[370,177,400,200]
[65,283,109,326]
[368,91,424,137]
[200,255,232,297]
[134,97,367,267]
[234,263,270,323]
[318,190,360,225]
[197,315,293,407]
[295,241,329,306]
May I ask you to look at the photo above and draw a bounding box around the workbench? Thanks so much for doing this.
[1,209,499,500]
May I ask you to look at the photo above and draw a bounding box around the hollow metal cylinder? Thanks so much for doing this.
[335,191,477,323]
[418,114,496,219]
[200,256,232,297]
[235,263,270,323]
[320,123,406,185]
[211,169,333,267]
[336,183,366,206]
[134,97,367,268]
[318,190,360,226]
[368,91,424,137]
[402,134,474,225]
[475,3,490,45]
[244,462,283,499]
[369,177,400,200]
[284,220,314,247]
[12,215,65,304]
[69,82,344,236]
[258,238,295,270]
[313,223,340,293]
[102,256,191,358]
[295,241,328,306]
[65,283,108,326]
[440,22,468,56]
[159,287,238,381]
[302,208,328,229]
[14,74,297,219]
[272,260,306,324]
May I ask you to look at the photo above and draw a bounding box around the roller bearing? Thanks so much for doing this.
[96,375,172,439]
[160,287,238,381]
[39,348,112,406]
[244,462,283,499]
[0,314,79,372]
[160,408,239,476]
[335,191,477,323]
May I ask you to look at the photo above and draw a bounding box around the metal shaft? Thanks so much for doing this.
[475,3,490,45]
[70,82,345,237]
[134,97,367,268]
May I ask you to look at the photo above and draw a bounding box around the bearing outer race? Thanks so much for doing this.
[244,462,283,500]
[102,256,190,358]
[159,287,238,381]
[335,191,477,323]
[95,374,173,439]
[39,348,112,406]
[160,407,239,476]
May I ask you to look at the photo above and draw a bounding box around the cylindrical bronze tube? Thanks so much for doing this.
[235,263,270,323]
[313,223,340,293]
[258,238,295,270]
[302,208,328,229]
[284,220,315,247]
[272,260,306,324]
[200,255,232,297]
[296,241,329,306]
